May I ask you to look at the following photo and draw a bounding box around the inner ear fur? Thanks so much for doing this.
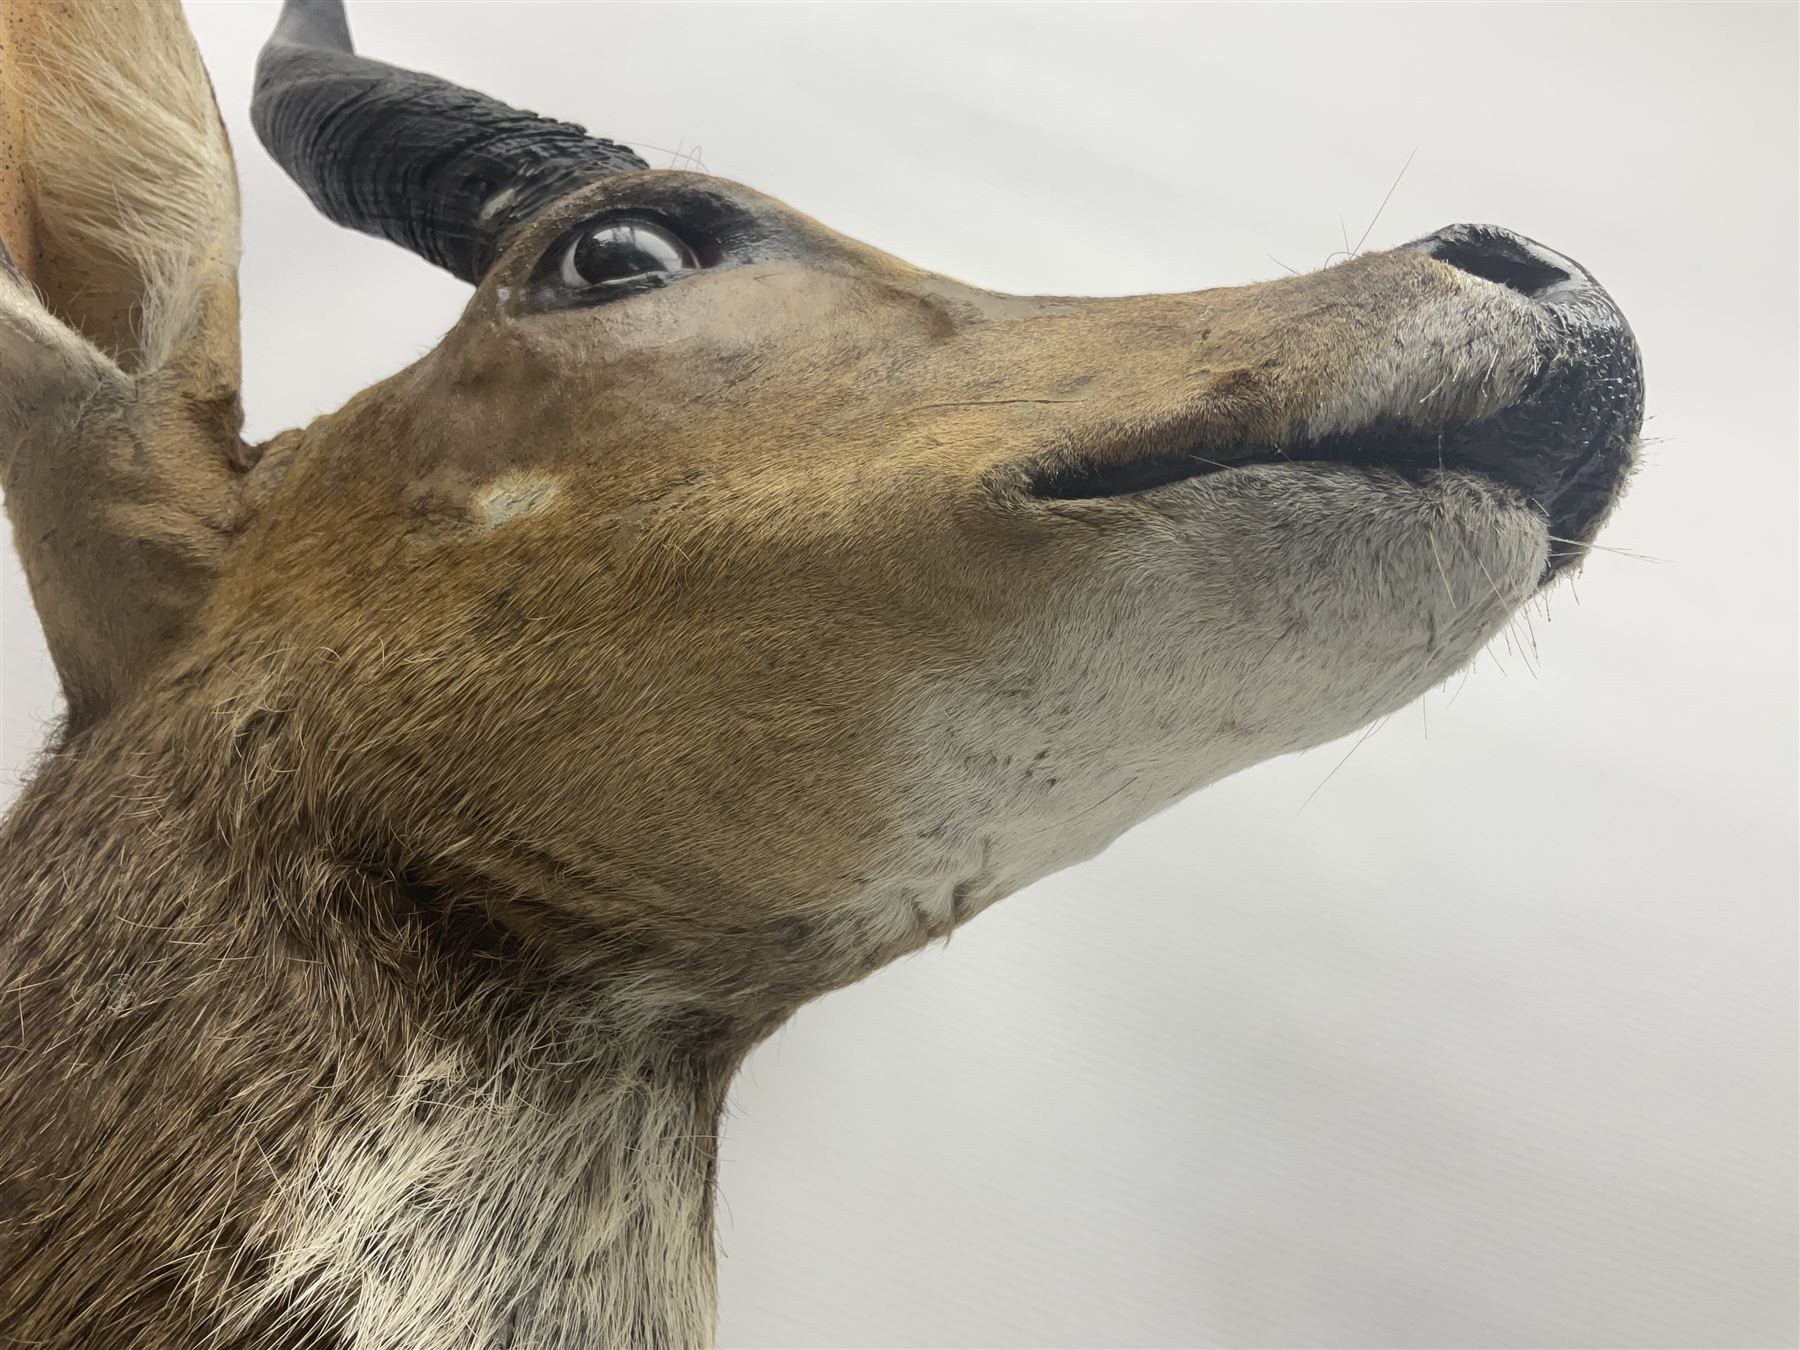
[1,0,248,732]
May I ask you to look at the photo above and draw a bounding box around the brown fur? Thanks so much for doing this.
[0,4,1625,1347]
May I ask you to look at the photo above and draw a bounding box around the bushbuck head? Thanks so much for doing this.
[236,0,1641,1007]
[0,0,1643,1343]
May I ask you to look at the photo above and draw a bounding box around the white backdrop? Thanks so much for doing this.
[2,4,1794,1347]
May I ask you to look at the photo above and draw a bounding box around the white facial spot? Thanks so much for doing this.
[472,472,564,531]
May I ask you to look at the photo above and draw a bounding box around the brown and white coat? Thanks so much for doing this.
[0,2,1641,1346]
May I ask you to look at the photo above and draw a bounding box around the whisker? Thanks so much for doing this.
[1546,536,1670,564]
[1298,713,1392,814]
[1512,612,1540,676]
[1353,146,1419,255]
[1426,530,1457,604]
[1472,538,1508,606]
[1445,662,1475,708]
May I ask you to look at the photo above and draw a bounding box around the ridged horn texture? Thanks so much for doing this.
[251,0,649,284]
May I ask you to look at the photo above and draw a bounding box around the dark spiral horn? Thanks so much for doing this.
[251,0,649,283]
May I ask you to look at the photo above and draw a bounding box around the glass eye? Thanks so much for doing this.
[557,221,695,289]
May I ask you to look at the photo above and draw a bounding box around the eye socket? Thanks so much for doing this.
[556,220,696,290]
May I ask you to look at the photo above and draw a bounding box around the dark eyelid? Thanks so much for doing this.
[542,210,703,271]
[512,213,692,314]
[533,268,680,313]
[531,182,790,264]
[511,185,797,315]
[563,221,692,281]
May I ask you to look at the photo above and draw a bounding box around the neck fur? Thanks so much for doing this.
[249,987,731,1350]
[0,710,743,1350]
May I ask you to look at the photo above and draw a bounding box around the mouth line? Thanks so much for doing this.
[1026,370,1638,583]
[1024,227,1642,581]
[1026,420,1548,507]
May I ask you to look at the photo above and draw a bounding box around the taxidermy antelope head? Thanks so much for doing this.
[0,0,1643,1345]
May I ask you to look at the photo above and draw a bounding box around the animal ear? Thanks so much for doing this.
[1,0,248,732]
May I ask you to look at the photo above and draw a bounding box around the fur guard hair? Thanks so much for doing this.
[0,2,1640,1346]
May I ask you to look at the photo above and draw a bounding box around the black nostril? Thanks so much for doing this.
[1436,240,1567,295]
[1405,224,1583,299]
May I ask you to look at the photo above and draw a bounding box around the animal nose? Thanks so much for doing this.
[1399,223,1591,303]
[1394,223,1643,574]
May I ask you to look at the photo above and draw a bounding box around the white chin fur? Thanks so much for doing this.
[866,463,1547,946]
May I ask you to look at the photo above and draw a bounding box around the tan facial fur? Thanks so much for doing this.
[0,3,1636,1347]
[195,174,1550,997]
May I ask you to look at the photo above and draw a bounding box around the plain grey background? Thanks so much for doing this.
[2,3,1795,1347]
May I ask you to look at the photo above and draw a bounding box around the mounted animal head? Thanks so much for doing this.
[0,0,1642,1017]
